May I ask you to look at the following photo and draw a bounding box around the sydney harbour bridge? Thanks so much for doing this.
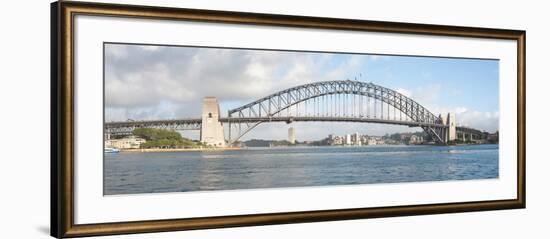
[105,80,484,146]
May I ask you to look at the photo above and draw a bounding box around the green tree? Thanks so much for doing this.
[132,128,208,149]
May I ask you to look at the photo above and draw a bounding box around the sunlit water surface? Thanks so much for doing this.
[104,144,498,195]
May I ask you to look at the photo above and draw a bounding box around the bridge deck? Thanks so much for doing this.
[105,117,448,129]
[220,117,445,128]
[104,117,483,138]
[105,117,482,133]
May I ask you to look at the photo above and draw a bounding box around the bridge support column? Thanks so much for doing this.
[440,114,448,144]
[200,97,226,147]
[462,132,465,142]
[470,133,473,142]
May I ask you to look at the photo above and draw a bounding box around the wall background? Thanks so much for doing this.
[0,0,545,238]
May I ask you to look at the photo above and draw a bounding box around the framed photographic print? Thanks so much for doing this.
[51,1,526,238]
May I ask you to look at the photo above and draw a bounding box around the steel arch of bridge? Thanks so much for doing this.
[226,80,446,143]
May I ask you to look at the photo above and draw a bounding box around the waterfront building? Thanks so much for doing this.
[487,131,499,143]
[332,136,343,145]
[345,134,352,145]
[105,135,146,149]
[288,127,296,144]
[409,135,417,144]
[360,135,369,145]
[353,132,360,145]
[409,135,424,144]
[367,138,377,145]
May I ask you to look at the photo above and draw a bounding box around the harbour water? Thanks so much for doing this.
[104,144,498,195]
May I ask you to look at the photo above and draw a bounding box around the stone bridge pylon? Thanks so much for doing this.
[200,97,225,147]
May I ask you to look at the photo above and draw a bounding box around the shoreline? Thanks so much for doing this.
[121,147,243,153]
[118,143,496,153]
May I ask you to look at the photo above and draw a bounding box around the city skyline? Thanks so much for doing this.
[105,43,499,141]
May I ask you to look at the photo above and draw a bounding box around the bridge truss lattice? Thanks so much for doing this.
[227,80,446,143]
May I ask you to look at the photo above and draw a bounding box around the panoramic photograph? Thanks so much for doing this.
[103,43,499,195]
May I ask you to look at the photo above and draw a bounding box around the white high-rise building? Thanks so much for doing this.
[345,134,352,145]
[288,127,296,144]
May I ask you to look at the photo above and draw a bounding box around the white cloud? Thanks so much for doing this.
[140,45,160,51]
[388,84,498,133]
[456,110,499,132]
[104,44,363,121]
[369,55,388,61]
[427,105,499,133]
[105,44,128,59]
[410,84,442,104]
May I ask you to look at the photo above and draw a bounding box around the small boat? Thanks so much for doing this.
[104,147,120,153]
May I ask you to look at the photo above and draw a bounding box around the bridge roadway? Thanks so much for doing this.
[222,116,446,128]
[105,117,441,128]
[104,117,482,134]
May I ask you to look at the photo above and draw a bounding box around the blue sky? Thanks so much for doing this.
[105,44,499,140]
[357,55,498,112]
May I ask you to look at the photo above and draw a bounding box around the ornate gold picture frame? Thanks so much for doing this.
[51,1,525,238]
